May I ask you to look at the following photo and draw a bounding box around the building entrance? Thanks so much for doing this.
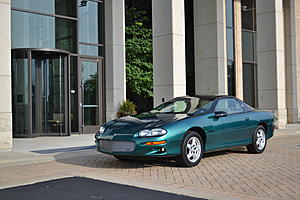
[79,58,104,134]
[12,48,70,137]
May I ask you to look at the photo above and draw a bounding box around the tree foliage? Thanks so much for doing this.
[125,7,153,98]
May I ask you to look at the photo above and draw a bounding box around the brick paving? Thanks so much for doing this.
[0,134,299,200]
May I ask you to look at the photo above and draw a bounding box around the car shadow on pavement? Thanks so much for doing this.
[203,147,249,158]
[53,147,249,169]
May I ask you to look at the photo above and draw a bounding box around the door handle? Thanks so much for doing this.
[245,117,250,121]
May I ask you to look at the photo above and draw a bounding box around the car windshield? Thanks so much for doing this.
[150,97,214,114]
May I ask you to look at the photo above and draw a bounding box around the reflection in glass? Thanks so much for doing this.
[12,0,76,17]
[32,53,65,134]
[12,10,77,53]
[226,28,234,61]
[12,51,30,136]
[55,18,77,53]
[226,0,233,28]
[12,10,55,50]
[227,61,236,96]
[79,44,103,57]
[243,63,256,107]
[12,0,54,14]
[70,56,79,132]
[241,0,256,31]
[55,0,77,17]
[12,50,69,137]
[82,61,99,126]
[185,0,195,96]
[242,31,254,62]
[79,1,104,44]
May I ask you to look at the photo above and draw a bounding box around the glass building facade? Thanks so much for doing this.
[11,0,105,137]
[242,0,257,107]
[226,0,236,97]
[10,0,259,138]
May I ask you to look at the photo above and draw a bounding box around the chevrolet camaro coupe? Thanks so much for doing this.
[95,95,275,167]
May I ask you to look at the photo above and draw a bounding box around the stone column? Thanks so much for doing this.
[256,0,287,128]
[152,0,186,106]
[105,0,126,121]
[234,0,243,100]
[0,0,12,151]
[284,0,300,123]
[194,0,227,95]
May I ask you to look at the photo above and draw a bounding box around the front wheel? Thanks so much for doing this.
[176,131,203,167]
[246,125,267,153]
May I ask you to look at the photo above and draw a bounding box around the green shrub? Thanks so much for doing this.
[117,100,137,118]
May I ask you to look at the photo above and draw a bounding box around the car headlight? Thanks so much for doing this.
[99,126,105,134]
[139,128,167,137]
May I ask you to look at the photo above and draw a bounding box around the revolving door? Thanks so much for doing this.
[12,49,70,137]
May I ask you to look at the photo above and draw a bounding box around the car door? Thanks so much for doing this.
[210,98,248,150]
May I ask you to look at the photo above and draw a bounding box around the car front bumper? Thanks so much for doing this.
[95,134,182,157]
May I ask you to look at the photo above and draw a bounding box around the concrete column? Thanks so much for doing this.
[0,0,12,151]
[234,0,243,100]
[256,0,287,128]
[296,0,300,121]
[105,0,126,121]
[152,0,186,106]
[284,0,300,123]
[194,0,227,96]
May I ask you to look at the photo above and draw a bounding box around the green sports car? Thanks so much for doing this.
[95,95,275,167]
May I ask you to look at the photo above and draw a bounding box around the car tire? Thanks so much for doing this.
[176,131,204,167]
[246,125,267,154]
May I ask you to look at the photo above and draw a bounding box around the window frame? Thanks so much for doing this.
[213,97,245,115]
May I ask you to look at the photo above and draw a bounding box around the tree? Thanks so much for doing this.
[125,7,153,99]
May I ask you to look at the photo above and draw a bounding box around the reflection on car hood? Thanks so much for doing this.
[102,113,188,136]
[134,113,188,127]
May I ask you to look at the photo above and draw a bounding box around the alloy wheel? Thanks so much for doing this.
[256,129,266,150]
[186,136,201,163]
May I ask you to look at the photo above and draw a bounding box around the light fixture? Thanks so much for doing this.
[79,0,88,7]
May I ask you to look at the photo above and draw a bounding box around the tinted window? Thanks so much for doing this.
[151,97,214,114]
[239,100,254,112]
[79,1,104,44]
[12,0,77,17]
[215,98,244,114]
[12,10,77,53]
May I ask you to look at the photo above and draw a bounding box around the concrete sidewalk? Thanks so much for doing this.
[0,134,97,168]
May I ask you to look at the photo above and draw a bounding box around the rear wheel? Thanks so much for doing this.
[176,131,203,167]
[246,125,267,153]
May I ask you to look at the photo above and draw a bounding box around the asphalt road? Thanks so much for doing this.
[0,177,205,200]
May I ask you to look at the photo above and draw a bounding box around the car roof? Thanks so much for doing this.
[193,95,231,99]
[172,95,235,101]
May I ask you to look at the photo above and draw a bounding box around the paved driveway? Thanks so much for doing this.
[0,134,299,200]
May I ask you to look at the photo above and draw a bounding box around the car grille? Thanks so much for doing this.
[99,140,136,152]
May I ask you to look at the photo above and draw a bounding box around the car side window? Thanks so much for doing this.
[214,98,244,115]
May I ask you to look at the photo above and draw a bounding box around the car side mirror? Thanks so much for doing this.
[214,111,227,118]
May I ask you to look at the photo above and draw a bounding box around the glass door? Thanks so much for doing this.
[32,52,68,136]
[12,49,70,137]
[12,51,30,137]
[80,59,104,134]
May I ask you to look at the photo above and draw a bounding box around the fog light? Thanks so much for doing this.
[145,141,166,145]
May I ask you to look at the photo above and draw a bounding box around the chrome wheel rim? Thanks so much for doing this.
[186,136,201,163]
[256,129,266,150]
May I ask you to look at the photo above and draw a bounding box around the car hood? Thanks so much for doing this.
[101,113,188,137]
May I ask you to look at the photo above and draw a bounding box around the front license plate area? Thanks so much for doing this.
[99,140,136,152]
